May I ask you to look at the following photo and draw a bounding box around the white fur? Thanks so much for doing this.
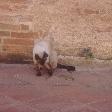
[33,37,58,69]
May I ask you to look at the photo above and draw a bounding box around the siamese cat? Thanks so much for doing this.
[33,36,75,76]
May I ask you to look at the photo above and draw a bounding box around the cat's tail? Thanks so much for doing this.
[57,63,76,71]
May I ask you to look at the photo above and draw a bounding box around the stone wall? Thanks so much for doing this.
[0,0,34,63]
[0,0,112,64]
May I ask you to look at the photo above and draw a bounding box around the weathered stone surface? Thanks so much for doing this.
[0,0,112,64]
[33,0,112,62]
[0,64,112,112]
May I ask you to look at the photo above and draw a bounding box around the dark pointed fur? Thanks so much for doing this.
[35,52,48,65]
[57,63,75,71]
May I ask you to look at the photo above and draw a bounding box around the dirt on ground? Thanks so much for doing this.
[0,64,112,112]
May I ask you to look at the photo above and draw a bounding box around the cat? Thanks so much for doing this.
[33,36,75,76]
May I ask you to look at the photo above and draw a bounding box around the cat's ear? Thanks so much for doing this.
[43,52,48,59]
[35,54,40,60]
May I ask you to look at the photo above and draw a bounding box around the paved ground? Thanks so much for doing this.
[0,64,112,112]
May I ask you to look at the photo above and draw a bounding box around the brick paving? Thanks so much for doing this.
[0,64,112,112]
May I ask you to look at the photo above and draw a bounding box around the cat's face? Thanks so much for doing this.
[35,52,48,65]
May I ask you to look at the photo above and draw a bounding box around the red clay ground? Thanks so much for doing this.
[0,64,112,112]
